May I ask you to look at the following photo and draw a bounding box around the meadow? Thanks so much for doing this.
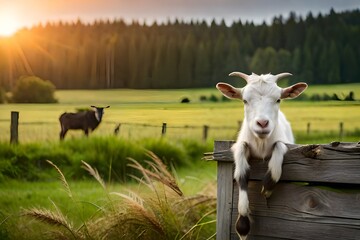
[1,84,360,239]
[1,83,360,143]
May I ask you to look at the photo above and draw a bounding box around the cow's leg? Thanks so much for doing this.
[60,128,67,140]
[261,141,287,198]
[232,141,251,240]
[84,129,89,137]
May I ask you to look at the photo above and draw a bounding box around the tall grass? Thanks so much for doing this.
[15,153,216,240]
[0,137,211,182]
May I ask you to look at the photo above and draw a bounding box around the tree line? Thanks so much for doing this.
[0,8,359,90]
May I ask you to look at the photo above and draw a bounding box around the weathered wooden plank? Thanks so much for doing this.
[211,141,360,184]
[231,181,360,240]
[212,141,360,239]
[215,141,235,240]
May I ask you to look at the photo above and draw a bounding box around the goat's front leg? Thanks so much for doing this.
[261,141,288,198]
[232,141,251,240]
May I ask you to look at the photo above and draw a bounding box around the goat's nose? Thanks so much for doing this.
[256,120,269,128]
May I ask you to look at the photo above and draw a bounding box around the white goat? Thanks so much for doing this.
[216,72,307,240]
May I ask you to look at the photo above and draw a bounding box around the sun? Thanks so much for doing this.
[0,11,21,37]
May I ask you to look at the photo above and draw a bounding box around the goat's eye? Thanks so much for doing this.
[276,99,281,103]
[243,100,248,104]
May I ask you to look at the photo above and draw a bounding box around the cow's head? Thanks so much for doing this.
[216,72,307,139]
[91,105,110,122]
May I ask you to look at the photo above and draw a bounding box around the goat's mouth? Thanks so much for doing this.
[254,130,270,138]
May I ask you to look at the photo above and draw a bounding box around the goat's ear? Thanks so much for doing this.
[105,106,110,108]
[216,82,242,99]
[281,82,308,99]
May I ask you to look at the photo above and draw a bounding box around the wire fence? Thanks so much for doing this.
[3,111,240,143]
[2,111,357,144]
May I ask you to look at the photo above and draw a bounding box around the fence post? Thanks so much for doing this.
[214,141,234,240]
[114,123,121,136]
[339,122,344,139]
[307,122,311,135]
[162,123,167,136]
[203,125,209,141]
[10,111,19,144]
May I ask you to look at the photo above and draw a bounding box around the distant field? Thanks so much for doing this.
[1,84,359,143]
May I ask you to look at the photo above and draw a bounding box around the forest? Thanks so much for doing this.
[0,8,359,90]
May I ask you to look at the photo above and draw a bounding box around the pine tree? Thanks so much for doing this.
[194,41,211,87]
[178,33,195,88]
[341,44,358,83]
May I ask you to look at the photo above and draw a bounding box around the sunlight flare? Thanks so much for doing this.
[0,10,21,37]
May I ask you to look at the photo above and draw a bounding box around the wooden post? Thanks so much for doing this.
[10,111,19,144]
[307,122,311,135]
[210,141,360,240]
[214,140,235,240]
[161,123,167,136]
[339,122,344,139]
[203,125,209,141]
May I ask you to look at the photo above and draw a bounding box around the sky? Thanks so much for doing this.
[0,0,360,35]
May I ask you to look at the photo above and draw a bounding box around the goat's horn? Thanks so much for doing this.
[276,72,292,81]
[229,72,249,82]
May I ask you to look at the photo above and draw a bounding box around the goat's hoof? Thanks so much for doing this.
[235,215,250,239]
[261,186,273,198]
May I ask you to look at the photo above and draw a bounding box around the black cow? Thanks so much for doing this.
[59,106,109,140]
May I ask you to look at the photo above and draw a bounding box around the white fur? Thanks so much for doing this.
[217,72,307,233]
[232,141,250,181]
[238,190,249,216]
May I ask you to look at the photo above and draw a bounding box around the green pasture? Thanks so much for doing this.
[1,84,360,143]
[1,84,360,239]
[0,155,217,240]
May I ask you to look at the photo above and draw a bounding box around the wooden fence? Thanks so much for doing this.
[206,140,360,240]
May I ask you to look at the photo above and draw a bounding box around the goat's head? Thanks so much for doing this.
[216,72,307,139]
[91,105,110,122]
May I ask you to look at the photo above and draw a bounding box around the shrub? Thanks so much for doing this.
[208,94,219,102]
[11,76,58,103]
[180,97,190,103]
[199,95,207,102]
[344,91,355,101]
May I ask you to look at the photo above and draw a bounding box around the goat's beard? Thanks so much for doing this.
[255,131,270,139]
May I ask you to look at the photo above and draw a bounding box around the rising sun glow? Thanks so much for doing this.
[0,11,21,37]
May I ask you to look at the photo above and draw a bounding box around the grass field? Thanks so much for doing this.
[1,84,360,239]
[0,157,217,240]
[1,83,360,143]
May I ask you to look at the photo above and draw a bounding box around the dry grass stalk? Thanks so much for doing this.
[22,208,77,238]
[111,190,144,206]
[127,151,183,197]
[81,160,106,190]
[125,199,165,236]
[46,160,73,199]
[22,152,215,240]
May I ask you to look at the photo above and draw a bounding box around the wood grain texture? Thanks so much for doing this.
[212,142,360,184]
[231,182,360,240]
[215,141,235,240]
[211,141,360,240]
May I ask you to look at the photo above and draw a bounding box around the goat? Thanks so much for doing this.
[216,72,307,240]
[59,105,110,140]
